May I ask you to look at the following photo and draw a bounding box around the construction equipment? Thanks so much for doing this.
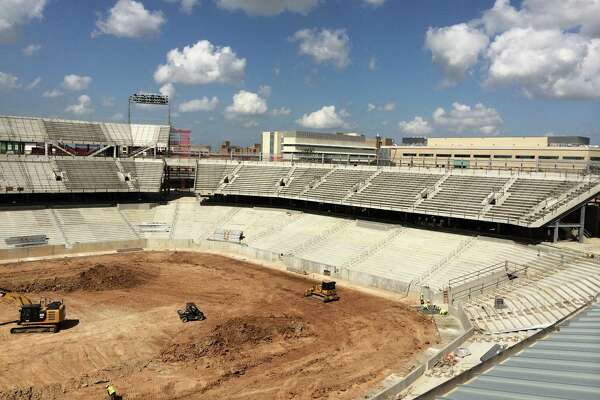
[304,280,339,302]
[0,288,66,334]
[177,302,205,323]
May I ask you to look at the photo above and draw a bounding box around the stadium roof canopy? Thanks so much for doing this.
[438,302,600,400]
[0,115,170,148]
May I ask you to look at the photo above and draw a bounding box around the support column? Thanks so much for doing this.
[579,205,586,243]
[553,219,560,243]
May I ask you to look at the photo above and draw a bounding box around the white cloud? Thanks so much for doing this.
[0,0,46,42]
[271,107,291,116]
[164,0,199,14]
[485,28,600,99]
[159,83,176,99]
[364,0,385,7]
[42,88,63,98]
[432,102,503,135]
[25,76,41,90]
[111,113,125,121]
[368,57,377,71]
[62,74,92,91]
[225,90,268,118]
[154,40,246,85]
[367,101,396,112]
[215,0,319,16]
[178,97,219,112]
[258,85,272,97]
[426,0,600,99]
[94,0,165,39]
[425,23,489,85]
[292,28,351,69]
[101,97,115,107]
[65,95,94,115]
[0,71,21,89]
[398,116,432,135]
[482,0,600,37]
[296,105,349,129]
[22,43,41,56]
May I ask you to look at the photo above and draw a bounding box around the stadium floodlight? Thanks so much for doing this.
[128,92,171,125]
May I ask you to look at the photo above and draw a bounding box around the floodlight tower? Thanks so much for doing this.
[128,92,170,126]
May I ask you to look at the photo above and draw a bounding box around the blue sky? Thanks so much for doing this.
[0,0,599,147]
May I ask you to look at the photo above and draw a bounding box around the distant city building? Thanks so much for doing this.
[383,136,599,172]
[262,130,393,163]
[219,140,261,156]
[190,144,211,157]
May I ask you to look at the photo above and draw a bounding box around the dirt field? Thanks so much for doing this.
[0,252,438,400]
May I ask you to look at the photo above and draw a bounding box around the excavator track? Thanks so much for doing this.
[10,325,59,334]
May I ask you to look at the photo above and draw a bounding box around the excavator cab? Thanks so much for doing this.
[1,288,66,334]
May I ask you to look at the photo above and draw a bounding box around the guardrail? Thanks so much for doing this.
[448,261,529,304]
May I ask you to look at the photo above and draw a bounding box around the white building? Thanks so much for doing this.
[262,131,390,163]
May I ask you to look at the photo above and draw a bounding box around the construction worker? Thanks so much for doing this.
[106,384,118,400]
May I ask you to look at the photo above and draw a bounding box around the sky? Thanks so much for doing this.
[0,0,599,147]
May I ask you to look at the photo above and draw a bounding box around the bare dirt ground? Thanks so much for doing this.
[0,251,438,400]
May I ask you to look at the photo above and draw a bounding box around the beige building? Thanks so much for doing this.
[383,136,600,172]
[262,130,393,163]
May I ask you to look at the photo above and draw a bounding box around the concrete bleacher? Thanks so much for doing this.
[485,178,579,222]
[278,167,330,198]
[195,163,238,194]
[352,228,467,283]
[170,198,237,240]
[0,157,66,193]
[55,159,130,191]
[0,157,164,194]
[119,160,164,192]
[422,237,540,290]
[222,165,290,196]
[1,115,169,148]
[53,207,139,244]
[0,208,65,247]
[417,175,508,216]
[303,168,374,203]
[348,171,442,209]
[294,221,393,266]
[249,213,347,254]
[196,161,597,228]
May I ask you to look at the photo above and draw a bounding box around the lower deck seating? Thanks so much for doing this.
[0,209,65,247]
[53,207,139,244]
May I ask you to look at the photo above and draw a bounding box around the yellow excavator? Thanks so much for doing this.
[0,288,66,334]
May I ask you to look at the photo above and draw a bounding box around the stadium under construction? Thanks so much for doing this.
[0,113,599,400]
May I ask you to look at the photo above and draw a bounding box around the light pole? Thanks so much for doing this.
[128,92,170,125]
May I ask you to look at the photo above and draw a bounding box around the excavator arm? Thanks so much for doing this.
[0,288,32,306]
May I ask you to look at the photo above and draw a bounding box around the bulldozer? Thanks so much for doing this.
[304,280,339,302]
[0,288,66,334]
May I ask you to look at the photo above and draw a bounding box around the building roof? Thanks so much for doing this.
[438,302,600,400]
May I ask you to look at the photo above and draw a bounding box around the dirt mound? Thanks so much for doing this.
[161,315,311,363]
[2,264,149,293]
